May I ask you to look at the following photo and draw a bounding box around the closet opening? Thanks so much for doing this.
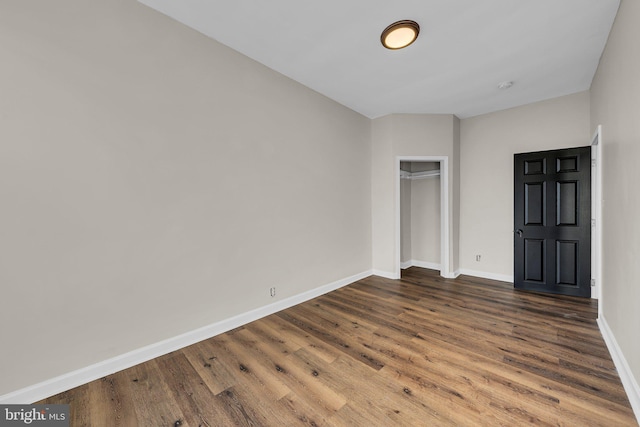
[395,157,450,279]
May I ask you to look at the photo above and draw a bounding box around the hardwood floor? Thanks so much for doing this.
[39,268,638,426]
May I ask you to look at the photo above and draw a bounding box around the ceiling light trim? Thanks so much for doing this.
[381,20,420,50]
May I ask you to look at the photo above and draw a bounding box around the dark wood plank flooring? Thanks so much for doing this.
[39,268,638,426]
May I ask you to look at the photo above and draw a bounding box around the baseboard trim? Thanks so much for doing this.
[441,271,459,279]
[399,261,460,279]
[401,260,441,271]
[0,270,373,404]
[598,315,640,422]
[372,269,399,280]
[458,268,513,283]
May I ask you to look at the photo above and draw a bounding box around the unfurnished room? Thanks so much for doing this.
[1,1,639,426]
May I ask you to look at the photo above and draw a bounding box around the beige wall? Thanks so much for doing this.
[371,115,396,274]
[400,177,412,263]
[452,117,461,273]
[590,0,640,395]
[411,177,441,265]
[459,92,591,278]
[371,114,459,277]
[0,0,371,396]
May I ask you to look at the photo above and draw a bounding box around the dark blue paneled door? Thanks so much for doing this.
[514,147,591,297]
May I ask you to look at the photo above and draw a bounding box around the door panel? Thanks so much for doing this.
[524,239,544,282]
[556,240,577,285]
[525,182,545,225]
[557,181,577,225]
[514,146,591,297]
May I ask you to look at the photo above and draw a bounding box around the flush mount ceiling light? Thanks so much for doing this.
[381,20,420,50]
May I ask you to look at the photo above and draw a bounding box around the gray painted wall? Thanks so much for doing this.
[590,0,640,400]
[0,0,372,395]
[459,92,591,278]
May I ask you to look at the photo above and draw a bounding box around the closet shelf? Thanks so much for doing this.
[400,169,440,180]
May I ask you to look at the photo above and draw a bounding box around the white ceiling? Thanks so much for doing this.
[138,0,620,119]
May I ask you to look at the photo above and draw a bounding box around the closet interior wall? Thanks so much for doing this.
[400,161,441,270]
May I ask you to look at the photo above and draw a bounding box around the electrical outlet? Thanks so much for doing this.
[475,255,482,262]
[270,287,276,297]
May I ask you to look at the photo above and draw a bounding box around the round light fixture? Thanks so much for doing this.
[381,20,420,50]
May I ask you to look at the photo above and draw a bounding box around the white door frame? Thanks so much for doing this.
[395,156,450,279]
[591,125,603,307]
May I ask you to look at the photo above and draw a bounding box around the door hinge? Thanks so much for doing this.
[591,218,596,227]
[590,278,596,287]
[592,159,597,167]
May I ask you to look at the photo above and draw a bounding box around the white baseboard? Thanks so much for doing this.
[372,269,399,280]
[598,315,640,422]
[0,270,373,404]
[402,260,441,271]
[441,269,461,279]
[458,268,514,283]
[399,261,460,279]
